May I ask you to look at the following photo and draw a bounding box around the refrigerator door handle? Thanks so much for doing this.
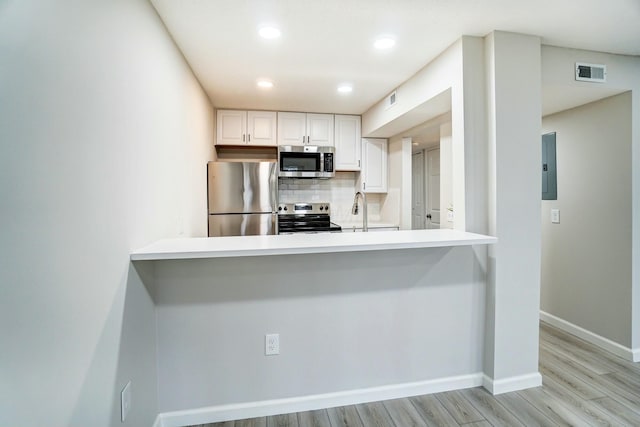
[269,162,277,211]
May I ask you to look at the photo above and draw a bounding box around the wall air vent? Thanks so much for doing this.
[385,90,397,110]
[575,62,607,83]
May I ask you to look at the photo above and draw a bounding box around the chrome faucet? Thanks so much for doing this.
[352,191,368,232]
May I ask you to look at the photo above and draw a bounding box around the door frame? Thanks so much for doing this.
[426,147,441,229]
[411,150,426,229]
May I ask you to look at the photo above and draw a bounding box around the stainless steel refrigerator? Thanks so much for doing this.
[207,161,278,237]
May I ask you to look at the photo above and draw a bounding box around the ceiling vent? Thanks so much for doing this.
[575,62,607,83]
[385,90,397,110]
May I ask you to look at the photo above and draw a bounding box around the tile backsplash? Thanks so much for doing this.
[278,172,383,224]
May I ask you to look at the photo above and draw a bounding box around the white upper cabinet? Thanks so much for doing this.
[334,115,361,171]
[277,112,334,146]
[277,112,306,146]
[216,110,246,145]
[361,138,388,193]
[246,111,277,146]
[216,110,276,146]
[306,114,334,146]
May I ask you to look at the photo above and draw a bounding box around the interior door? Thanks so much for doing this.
[412,151,425,229]
[426,148,440,229]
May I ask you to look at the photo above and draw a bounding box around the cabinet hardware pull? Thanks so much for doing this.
[248,134,251,142]
[363,182,366,190]
[358,160,360,168]
[242,134,245,142]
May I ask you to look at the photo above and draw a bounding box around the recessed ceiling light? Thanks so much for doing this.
[374,36,396,50]
[257,79,274,89]
[337,84,353,94]
[258,26,281,39]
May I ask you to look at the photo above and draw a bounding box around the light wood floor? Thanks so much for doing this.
[192,322,640,427]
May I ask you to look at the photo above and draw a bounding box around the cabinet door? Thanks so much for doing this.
[307,113,334,146]
[361,138,388,193]
[216,110,247,145]
[277,112,306,146]
[247,111,277,146]
[334,115,361,170]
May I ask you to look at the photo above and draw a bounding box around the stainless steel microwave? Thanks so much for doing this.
[278,145,335,178]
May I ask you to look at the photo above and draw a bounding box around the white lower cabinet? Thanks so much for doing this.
[360,138,388,193]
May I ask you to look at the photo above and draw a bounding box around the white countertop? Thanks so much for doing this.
[130,229,496,261]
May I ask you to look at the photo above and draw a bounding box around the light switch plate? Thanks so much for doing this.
[551,209,560,224]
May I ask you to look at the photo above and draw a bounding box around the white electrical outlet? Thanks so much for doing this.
[121,381,132,422]
[551,209,560,224]
[265,333,280,355]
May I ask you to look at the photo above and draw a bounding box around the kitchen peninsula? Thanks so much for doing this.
[132,229,497,427]
[131,228,496,260]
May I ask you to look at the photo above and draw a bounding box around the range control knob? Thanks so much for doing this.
[324,205,329,211]
[283,206,288,211]
[319,206,324,211]
[278,206,282,211]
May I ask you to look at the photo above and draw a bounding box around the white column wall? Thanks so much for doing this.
[400,137,413,229]
[440,123,454,229]
[484,32,543,392]
[364,33,543,393]
[0,1,214,425]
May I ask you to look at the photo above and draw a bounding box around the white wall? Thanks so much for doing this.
[382,136,404,227]
[541,46,640,357]
[541,93,632,346]
[155,248,486,414]
[440,123,454,229]
[0,1,214,426]
[484,32,542,390]
[400,137,413,229]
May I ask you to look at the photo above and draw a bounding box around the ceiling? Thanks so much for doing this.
[151,0,640,116]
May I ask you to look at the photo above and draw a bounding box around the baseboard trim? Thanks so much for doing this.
[482,372,542,395]
[540,311,637,362]
[157,373,483,427]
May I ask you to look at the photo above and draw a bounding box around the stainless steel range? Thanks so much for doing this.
[277,203,342,234]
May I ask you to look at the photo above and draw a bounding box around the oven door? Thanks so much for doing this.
[277,214,331,234]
